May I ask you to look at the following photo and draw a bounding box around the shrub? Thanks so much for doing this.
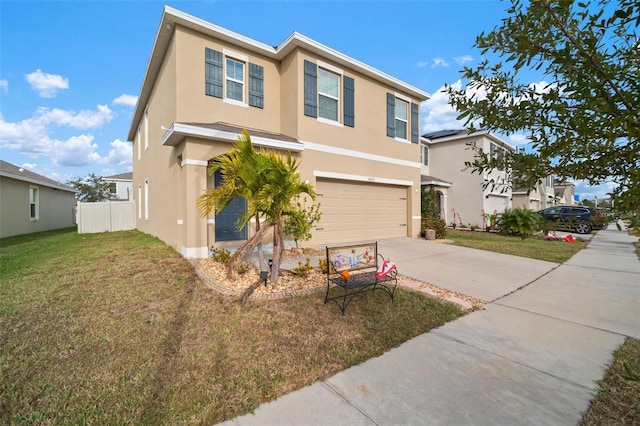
[422,215,447,239]
[293,257,313,277]
[237,262,251,275]
[211,247,232,264]
[497,207,543,239]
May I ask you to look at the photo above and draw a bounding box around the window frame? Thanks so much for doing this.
[317,67,340,123]
[304,60,354,127]
[421,144,429,166]
[225,57,245,104]
[394,97,409,141]
[29,186,39,221]
[387,92,418,143]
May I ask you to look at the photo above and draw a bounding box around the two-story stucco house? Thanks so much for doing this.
[0,160,77,239]
[127,6,429,257]
[512,175,557,211]
[421,129,514,227]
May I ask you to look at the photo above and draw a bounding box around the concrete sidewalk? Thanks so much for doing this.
[221,225,640,425]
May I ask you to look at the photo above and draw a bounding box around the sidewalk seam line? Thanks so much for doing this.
[489,263,562,304]
[320,381,380,426]
[431,329,596,392]
[491,302,635,339]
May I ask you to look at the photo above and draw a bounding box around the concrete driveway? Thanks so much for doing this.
[377,237,558,301]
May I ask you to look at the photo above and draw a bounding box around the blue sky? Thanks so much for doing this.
[0,0,609,200]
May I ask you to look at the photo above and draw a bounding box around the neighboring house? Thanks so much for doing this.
[0,160,77,239]
[127,6,429,257]
[554,180,576,206]
[512,175,557,211]
[103,172,133,201]
[421,130,514,227]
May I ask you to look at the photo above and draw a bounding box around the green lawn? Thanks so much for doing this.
[0,229,464,425]
[446,229,588,263]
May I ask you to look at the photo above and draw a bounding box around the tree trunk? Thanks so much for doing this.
[270,224,281,282]
[269,225,288,283]
[239,278,265,305]
[226,223,272,279]
[254,213,266,271]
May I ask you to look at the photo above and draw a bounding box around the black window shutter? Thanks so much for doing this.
[249,63,264,108]
[411,102,419,143]
[304,60,317,117]
[386,93,395,137]
[205,48,223,98]
[343,76,355,127]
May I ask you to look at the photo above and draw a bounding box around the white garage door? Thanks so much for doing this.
[314,179,408,244]
[485,195,508,214]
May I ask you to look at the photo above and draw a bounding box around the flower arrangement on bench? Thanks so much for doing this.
[324,242,397,314]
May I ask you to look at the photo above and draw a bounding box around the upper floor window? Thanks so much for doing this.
[386,93,419,143]
[304,60,354,127]
[421,145,429,166]
[490,142,507,170]
[226,58,245,102]
[205,48,263,108]
[29,186,39,220]
[394,98,408,140]
[318,68,340,121]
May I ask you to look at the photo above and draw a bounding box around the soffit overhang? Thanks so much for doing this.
[162,122,304,152]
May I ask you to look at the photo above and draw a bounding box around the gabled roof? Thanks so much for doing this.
[422,129,468,140]
[421,175,452,187]
[0,160,77,193]
[104,172,132,181]
[422,129,515,151]
[127,6,431,141]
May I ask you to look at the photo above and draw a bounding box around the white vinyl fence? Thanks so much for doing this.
[76,201,135,234]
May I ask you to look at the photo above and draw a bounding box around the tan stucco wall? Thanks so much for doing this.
[133,30,179,249]
[174,26,282,133]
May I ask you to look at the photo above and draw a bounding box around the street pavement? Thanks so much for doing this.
[220,223,640,426]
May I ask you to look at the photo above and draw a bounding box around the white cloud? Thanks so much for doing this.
[25,69,69,98]
[43,105,114,129]
[454,55,473,65]
[416,61,430,68]
[52,135,102,167]
[507,133,530,147]
[112,94,138,107]
[0,105,114,156]
[573,180,617,201]
[421,81,467,133]
[432,58,449,68]
[104,139,132,167]
[0,79,8,93]
[21,162,37,171]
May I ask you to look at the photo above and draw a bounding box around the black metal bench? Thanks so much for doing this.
[324,242,397,314]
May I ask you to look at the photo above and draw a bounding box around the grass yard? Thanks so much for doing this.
[581,337,640,425]
[0,229,464,425]
[446,229,588,263]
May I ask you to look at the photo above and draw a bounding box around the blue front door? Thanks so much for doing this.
[214,171,248,241]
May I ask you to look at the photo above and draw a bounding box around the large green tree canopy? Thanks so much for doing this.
[447,0,639,210]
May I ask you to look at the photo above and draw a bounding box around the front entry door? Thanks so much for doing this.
[214,171,247,241]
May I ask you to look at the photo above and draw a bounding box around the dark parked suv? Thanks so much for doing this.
[537,206,607,234]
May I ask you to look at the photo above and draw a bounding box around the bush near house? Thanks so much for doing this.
[497,207,543,239]
[421,215,447,239]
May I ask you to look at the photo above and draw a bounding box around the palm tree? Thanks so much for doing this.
[198,130,316,283]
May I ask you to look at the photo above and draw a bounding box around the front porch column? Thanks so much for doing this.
[181,160,209,257]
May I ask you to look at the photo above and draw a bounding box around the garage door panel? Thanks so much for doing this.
[315,179,408,244]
